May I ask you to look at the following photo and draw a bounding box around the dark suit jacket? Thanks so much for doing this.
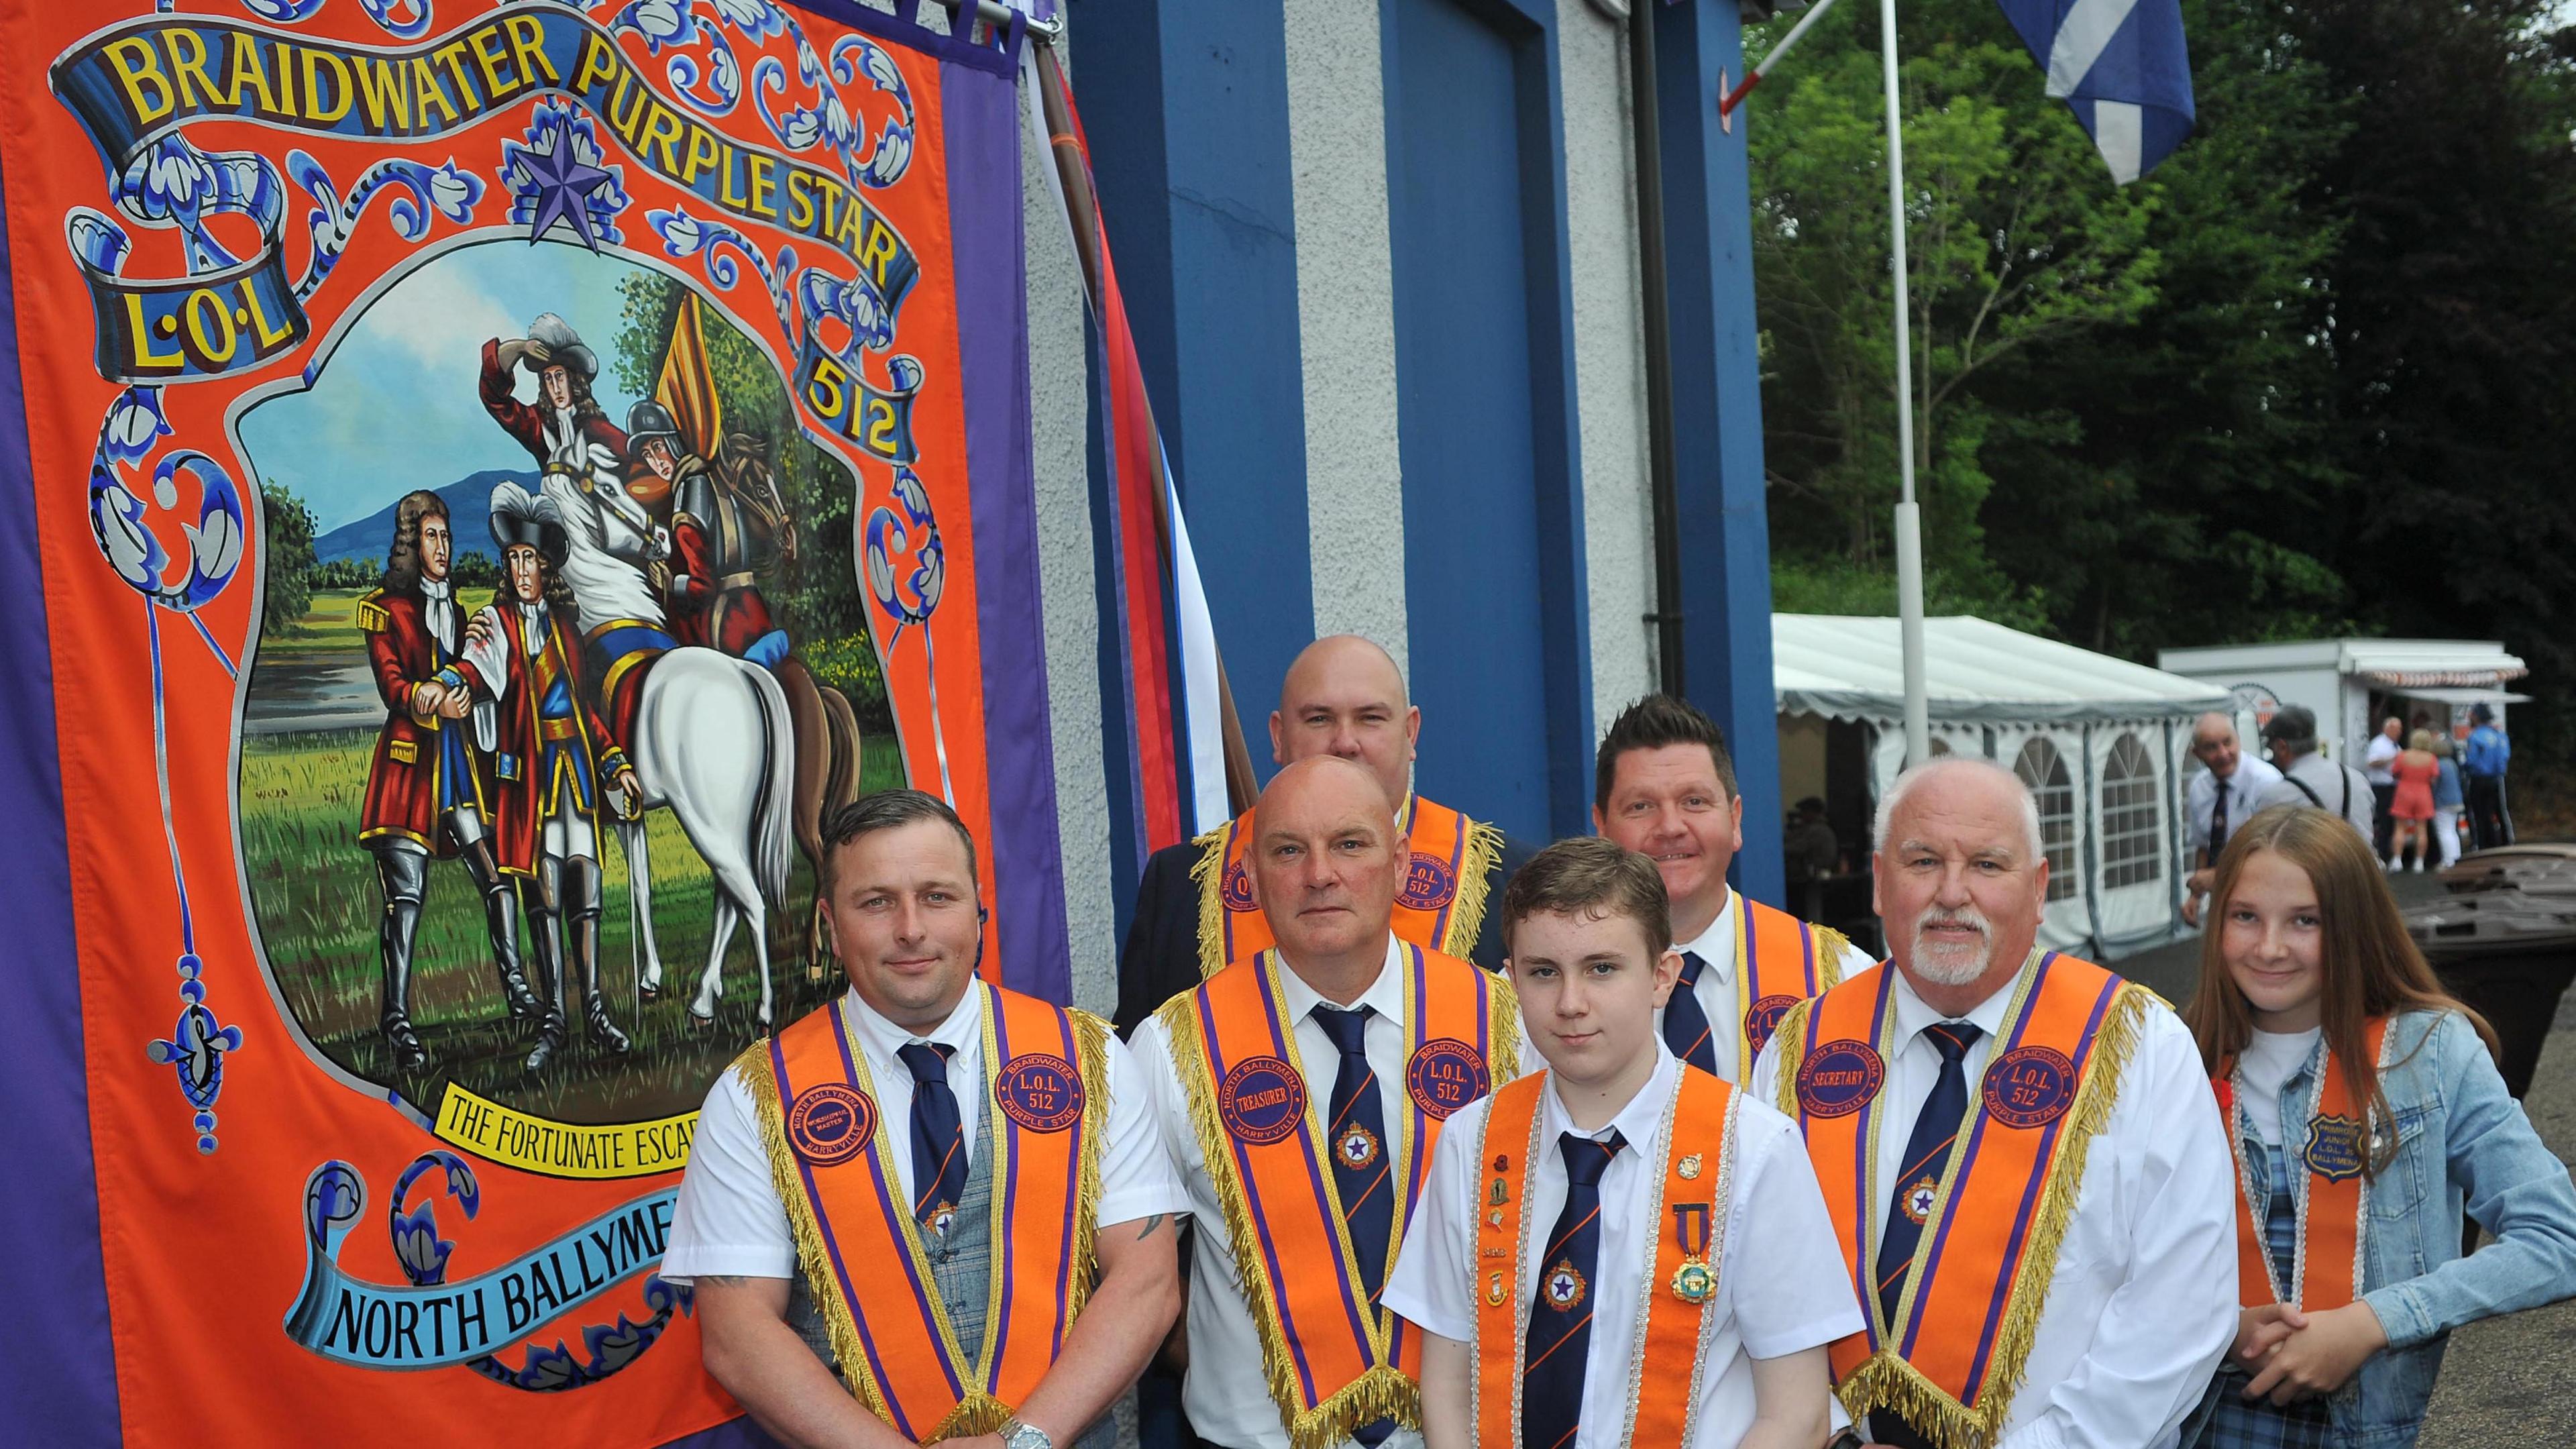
[1112,829,1538,1034]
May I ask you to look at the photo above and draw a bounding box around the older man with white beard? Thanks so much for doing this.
[1748,758,2235,1449]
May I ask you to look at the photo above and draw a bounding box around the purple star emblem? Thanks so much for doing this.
[521,140,612,252]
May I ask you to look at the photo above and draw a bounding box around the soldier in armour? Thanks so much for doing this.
[355,491,537,1071]
[631,402,794,668]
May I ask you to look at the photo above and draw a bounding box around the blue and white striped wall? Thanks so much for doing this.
[1020,0,1775,1016]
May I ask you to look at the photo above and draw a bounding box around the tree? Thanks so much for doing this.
[1750,0,2159,619]
[260,480,315,637]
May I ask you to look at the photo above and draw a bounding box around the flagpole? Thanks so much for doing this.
[1879,0,1929,770]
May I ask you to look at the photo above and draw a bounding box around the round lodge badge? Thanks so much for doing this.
[1743,994,1801,1055]
[1544,1260,1589,1311]
[787,1083,878,1167]
[1407,1038,1491,1120]
[1982,1045,2078,1129]
[1222,857,1256,912]
[1795,1040,1886,1118]
[2303,1114,2369,1183]
[1336,1122,1381,1171]
[996,1051,1085,1133]
[1397,851,1458,910]
[1219,1056,1307,1144]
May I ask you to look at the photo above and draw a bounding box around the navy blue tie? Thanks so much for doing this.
[1662,951,1720,1076]
[1522,1131,1623,1449]
[1311,1004,1395,1446]
[1869,1021,1983,1449]
[898,1042,967,1236]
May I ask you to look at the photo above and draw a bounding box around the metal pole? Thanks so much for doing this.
[1879,0,1929,769]
[1631,0,1686,696]
[1718,0,1850,121]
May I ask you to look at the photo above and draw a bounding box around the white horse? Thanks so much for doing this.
[539,457,793,1027]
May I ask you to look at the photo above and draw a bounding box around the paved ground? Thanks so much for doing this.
[2112,872,2576,1442]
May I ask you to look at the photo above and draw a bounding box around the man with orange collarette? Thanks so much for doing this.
[1595,695,1875,1084]
[1133,757,1534,1449]
[665,792,1185,1449]
[1748,758,2235,1449]
[1114,635,1534,1032]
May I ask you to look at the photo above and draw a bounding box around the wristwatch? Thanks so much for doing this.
[1000,1418,1053,1449]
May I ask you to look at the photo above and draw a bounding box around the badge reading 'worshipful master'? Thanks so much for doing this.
[788,1083,879,1168]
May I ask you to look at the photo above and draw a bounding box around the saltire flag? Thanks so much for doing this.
[1993,0,2196,182]
[1022,42,1239,854]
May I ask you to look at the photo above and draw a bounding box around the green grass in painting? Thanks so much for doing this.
[240,727,902,1124]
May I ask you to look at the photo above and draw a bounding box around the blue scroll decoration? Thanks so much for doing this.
[286,1156,689,1389]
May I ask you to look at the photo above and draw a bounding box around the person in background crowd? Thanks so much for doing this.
[1786,796,1841,884]
[2183,712,2284,928]
[1132,757,1533,1449]
[665,792,1185,1449]
[1593,696,1876,1085]
[2255,707,2375,843]
[2364,718,2403,861]
[1114,635,1534,1034]
[1749,758,2236,1449]
[2464,704,2514,850]
[2430,735,2467,869]
[1386,838,1857,1449]
[2386,731,2441,874]
[2180,805,2576,1448]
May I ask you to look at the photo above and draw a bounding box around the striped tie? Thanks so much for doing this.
[1869,1020,1983,1449]
[898,1042,967,1236]
[1521,1131,1624,1449]
[1662,951,1719,1076]
[1312,1004,1395,1447]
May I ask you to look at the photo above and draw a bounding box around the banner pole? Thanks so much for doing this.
[1030,43,1260,816]
[1880,0,1929,769]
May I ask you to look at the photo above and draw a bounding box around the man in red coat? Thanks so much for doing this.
[357,491,537,1071]
[453,484,639,1073]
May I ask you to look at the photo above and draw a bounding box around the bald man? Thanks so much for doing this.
[1114,635,1536,1032]
[1132,757,1534,1449]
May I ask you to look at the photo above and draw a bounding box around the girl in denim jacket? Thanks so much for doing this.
[2181,804,2576,1448]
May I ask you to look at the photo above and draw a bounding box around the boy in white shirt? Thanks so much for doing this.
[1383,837,1860,1448]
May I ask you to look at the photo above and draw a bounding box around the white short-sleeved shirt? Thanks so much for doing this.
[1747,961,2239,1449]
[1664,890,1882,1085]
[2183,757,2284,862]
[662,983,1186,1283]
[2256,754,2375,842]
[1381,1046,1862,1448]
[1130,935,1538,1449]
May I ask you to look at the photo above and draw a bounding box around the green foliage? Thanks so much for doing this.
[259,480,316,637]
[311,557,380,590]
[611,271,892,731]
[450,549,501,590]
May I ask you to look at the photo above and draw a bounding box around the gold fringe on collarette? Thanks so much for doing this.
[1813,925,1860,987]
[1834,983,2154,1449]
[739,1041,906,1432]
[1153,991,1425,1449]
[1443,815,1506,961]
[1190,824,1232,981]
[1066,1006,1115,1311]
[1770,999,1817,1118]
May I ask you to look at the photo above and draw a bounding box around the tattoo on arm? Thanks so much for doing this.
[1134,1214,1168,1242]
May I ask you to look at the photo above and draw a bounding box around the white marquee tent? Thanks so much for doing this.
[1774,614,2232,958]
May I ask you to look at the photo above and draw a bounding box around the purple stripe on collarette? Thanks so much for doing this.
[1894,955,2062,1362]
[824,1005,967,1411]
[988,1002,1025,1383]
[0,153,119,1448]
[1044,1008,1081,1356]
[1242,962,1381,1400]
[1220,825,1240,964]
[1429,816,1470,944]
[1799,918,1819,995]
[1955,969,2119,1395]
[1400,945,1437,1214]
[1855,967,1895,1341]
[944,52,1071,1006]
